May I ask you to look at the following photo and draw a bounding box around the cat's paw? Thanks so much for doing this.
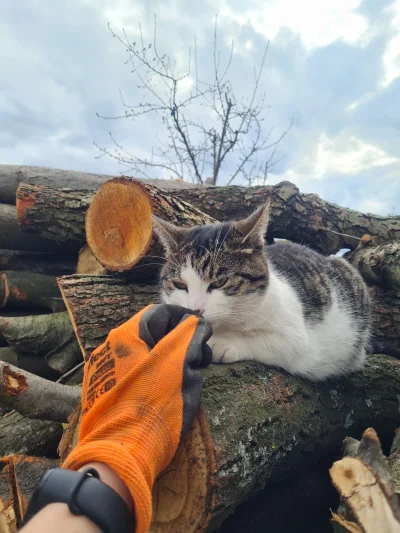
[209,338,239,363]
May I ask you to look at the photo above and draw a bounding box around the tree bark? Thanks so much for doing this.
[0,312,82,376]
[0,203,68,253]
[16,183,93,250]
[0,164,195,205]
[171,182,400,254]
[0,454,59,533]
[0,361,80,422]
[349,241,400,291]
[0,412,62,457]
[368,286,400,352]
[59,355,400,532]
[85,177,216,272]
[57,275,159,358]
[0,271,65,312]
[0,249,77,276]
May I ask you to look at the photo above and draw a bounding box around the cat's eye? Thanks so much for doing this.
[172,280,188,291]
[207,278,228,292]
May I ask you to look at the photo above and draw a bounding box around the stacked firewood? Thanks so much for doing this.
[0,164,400,533]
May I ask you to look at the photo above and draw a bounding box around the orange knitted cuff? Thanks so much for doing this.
[63,441,152,533]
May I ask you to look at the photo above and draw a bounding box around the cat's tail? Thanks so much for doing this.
[367,340,400,359]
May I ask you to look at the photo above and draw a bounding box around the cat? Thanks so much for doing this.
[153,203,372,381]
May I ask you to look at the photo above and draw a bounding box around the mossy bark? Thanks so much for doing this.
[0,312,82,376]
[200,356,400,530]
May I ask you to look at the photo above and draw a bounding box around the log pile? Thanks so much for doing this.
[0,164,399,532]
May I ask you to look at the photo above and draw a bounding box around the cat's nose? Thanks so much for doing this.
[194,308,204,316]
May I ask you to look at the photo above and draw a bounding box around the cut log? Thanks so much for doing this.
[349,240,400,291]
[85,177,216,272]
[0,164,194,205]
[76,244,107,275]
[171,182,400,254]
[59,355,400,532]
[16,183,93,250]
[0,203,67,253]
[0,164,112,205]
[0,362,80,422]
[15,178,400,258]
[0,312,82,376]
[0,412,62,457]
[57,275,159,358]
[0,249,77,276]
[331,428,400,532]
[0,271,65,312]
[0,455,59,532]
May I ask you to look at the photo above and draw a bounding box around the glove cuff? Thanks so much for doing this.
[63,441,153,533]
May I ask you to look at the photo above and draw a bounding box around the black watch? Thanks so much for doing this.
[22,467,134,533]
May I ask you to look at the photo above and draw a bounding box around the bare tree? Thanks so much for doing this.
[95,17,291,185]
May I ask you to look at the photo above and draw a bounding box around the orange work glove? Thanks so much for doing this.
[62,304,212,533]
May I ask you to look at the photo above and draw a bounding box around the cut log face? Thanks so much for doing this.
[331,428,400,533]
[86,179,154,271]
[85,177,216,273]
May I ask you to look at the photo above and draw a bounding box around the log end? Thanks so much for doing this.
[86,178,153,272]
[150,407,215,532]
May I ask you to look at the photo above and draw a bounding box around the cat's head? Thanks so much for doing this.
[153,204,270,330]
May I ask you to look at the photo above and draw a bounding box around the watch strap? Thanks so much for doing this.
[22,467,133,533]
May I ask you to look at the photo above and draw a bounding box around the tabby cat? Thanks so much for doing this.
[153,204,371,381]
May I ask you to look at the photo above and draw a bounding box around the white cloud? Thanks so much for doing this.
[314,133,399,177]
[381,0,400,87]
[220,0,368,49]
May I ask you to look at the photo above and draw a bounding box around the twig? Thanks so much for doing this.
[56,361,85,384]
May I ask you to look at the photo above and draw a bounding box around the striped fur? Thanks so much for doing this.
[153,205,372,381]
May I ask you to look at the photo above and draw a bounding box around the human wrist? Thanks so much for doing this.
[77,462,133,512]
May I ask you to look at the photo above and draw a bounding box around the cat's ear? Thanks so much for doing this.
[234,202,270,247]
[152,216,186,253]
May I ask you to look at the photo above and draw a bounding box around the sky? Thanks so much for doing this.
[1,0,400,216]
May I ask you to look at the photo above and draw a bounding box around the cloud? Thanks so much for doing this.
[0,0,399,215]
